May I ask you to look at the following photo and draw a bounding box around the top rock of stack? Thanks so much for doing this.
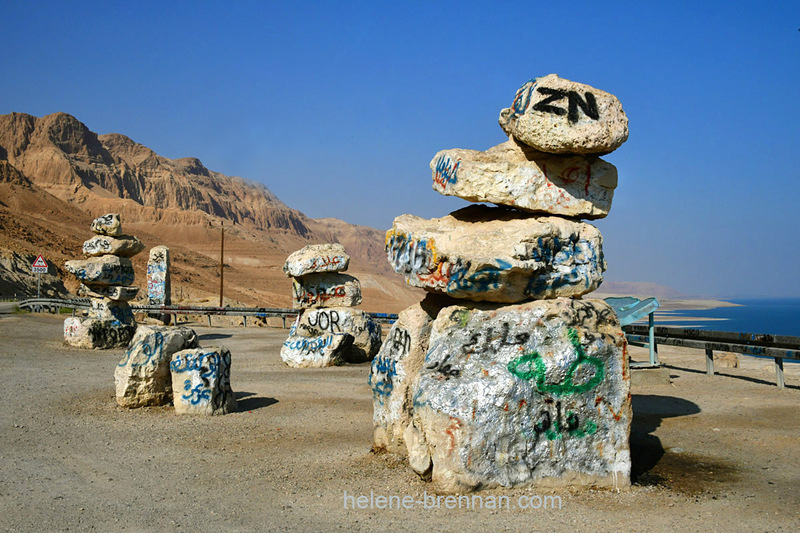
[90,213,122,237]
[498,74,628,155]
[283,243,350,278]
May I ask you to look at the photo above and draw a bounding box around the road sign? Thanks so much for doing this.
[32,255,48,274]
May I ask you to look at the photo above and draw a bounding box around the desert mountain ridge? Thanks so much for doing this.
[0,111,685,311]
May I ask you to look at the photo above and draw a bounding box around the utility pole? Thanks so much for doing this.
[219,221,225,308]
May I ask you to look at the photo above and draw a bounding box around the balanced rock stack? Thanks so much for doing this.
[63,213,144,349]
[280,244,381,368]
[370,74,632,492]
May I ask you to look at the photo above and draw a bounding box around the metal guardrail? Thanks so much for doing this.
[625,324,800,389]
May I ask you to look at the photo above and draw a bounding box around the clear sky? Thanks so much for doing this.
[2,1,799,299]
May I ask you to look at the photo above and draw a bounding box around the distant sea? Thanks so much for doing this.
[654,298,800,337]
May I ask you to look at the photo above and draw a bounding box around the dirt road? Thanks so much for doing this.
[1,314,798,532]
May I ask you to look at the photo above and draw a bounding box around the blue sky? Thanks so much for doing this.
[2,1,799,299]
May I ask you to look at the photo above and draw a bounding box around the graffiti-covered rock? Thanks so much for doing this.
[82,234,145,258]
[147,246,171,306]
[114,325,199,408]
[283,243,350,277]
[78,283,139,301]
[291,273,362,309]
[386,205,605,303]
[90,213,123,237]
[369,295,454,454]
[294,306,382,363]
[170,346,237,415]
[64,255,135,286]
[498,74,629,155]
[406,298,630,492]
[430,140,617,219]
[63,317,136,349]
[88,298,135,325]
[280,327,354,368]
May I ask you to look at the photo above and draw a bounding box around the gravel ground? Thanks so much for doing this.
[1,313,798,532]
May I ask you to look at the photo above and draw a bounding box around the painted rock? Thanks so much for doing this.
[82,235,145,258]
[291,273,362,309]
[430,139,617,219]
[293,306,382,363]
[64,255,135,286]
[147,246,171,306]
[498,74,629,155]
[170,347,238,415]
[78,284,139,301]
[385,205,605,303]
[114,325,199,408]
[283,243,350,277]
[90,213,123,237]
[87,298,135,325]
[280,327,354,368]
[63,317,136,349]
[406,298,630,492]
[369,294,454,454]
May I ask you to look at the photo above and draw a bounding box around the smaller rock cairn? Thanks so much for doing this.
[63,213,144,349]
[280,244,381,367]
[370,74,632,492]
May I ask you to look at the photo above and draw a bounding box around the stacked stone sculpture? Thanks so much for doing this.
[63,213,144,349]
[280,244,381,367]
[370,74,632,492]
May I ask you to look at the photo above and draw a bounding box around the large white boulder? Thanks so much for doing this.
[498,74,629,155]
[280,326,354,368]
[406,298,631,492]
[83,235,145,258]
[63,317,136,349]
[293,307,381,363]
[386,205,605,303]
[64,255,135,286]
[283,243,350,277]
[291,273,362,309]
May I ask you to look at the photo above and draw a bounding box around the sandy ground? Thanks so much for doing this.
[1,313,799,532]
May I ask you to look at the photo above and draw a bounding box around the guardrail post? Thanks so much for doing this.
[648,312,658,366]
[207,315,212,328]
[775,357,785,389]
[243,315,247,327]
[705,348,715,376]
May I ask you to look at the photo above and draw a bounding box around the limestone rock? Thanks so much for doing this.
[430,140,616,219]
[114,325,199,408]
[63,316,135,349]
[147,246,171,305]
[283,243,350,277]
[293,307,382,363]
[64,255,135,286]
[498,74,629,155]
[280,325,354,368]
[88,298,135,325]
[291,273,362,309]
[78,284,139,301]
[369,295,452,454]
[83,234,145,258]
[170,347,237,415]
[386,205,605,303]
[407,298,630,492]
[90,213,122,237]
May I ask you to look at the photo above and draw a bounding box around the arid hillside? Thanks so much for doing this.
[0,112,423,312]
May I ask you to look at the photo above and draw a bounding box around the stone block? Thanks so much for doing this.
[63,317,135,349]
[83,235,145,258]
[64,255,135,286]
[88,298,135,325]
[90,213,122,237]
[170,347,237,415]
[292,306,381,363]
[280,326,354,368]
[283,243,350,277]
[78,284,139,301]
[291,273,362,309]
[147,246,171,306]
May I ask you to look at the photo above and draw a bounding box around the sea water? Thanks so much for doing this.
[655,298,800,337]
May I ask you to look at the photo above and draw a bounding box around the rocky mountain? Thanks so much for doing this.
[0,112,422,312]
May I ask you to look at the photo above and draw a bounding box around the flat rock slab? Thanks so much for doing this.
[369,295,452,454]
[90,213,122,237]
[170,346,238,415]
[88,298,135,325]
[82,235,145,258]
[78,284,139,301]
[283,243,350,277]
[406,298,630,492]
[499,74,629,155]
[63,316,135,349]
[293,306,382,363]
[386,205,605,303]
[291,273,362,309]
[115,325,199,408]
[280,329,354,368]
[431,140,616,219]
[65,255,135,286]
